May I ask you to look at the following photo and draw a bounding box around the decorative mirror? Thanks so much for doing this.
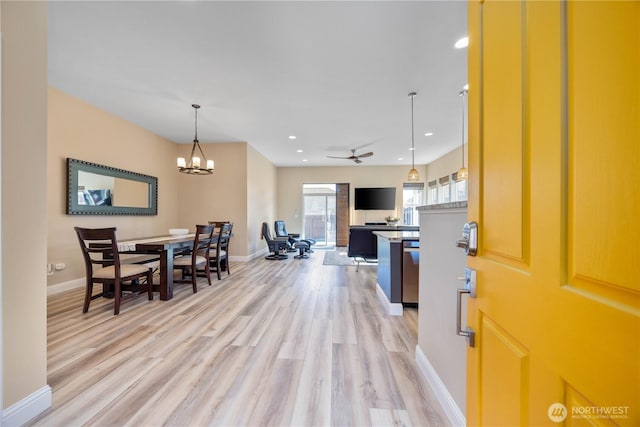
[67,158,158,215]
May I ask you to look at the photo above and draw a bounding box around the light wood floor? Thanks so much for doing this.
[29,251,448,426]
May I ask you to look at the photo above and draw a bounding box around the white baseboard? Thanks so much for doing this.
[2,385,51,427]
[415,345,465,427]
[230,246,267,262]
[47,277,84,296]
[375,282,403,316]
[47,252,264,296]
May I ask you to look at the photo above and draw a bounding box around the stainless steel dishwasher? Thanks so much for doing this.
[402,240,420,304]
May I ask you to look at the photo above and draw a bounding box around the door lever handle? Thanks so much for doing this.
[456,238,469,250]
[455,268,476,347]
[456,288,475,347]
[456,221,478,256]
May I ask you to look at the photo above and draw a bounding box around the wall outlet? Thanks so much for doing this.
[55,263,66,271]
[47,263,55,276]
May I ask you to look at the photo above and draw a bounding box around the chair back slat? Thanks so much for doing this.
[74,227,121,276]
[194,224,215,255]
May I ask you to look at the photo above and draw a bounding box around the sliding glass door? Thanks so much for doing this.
[302,184,336,247]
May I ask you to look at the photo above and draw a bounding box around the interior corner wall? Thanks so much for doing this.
[276,164,426,235]
[2,0,48,409]
[246,145,277,257]
[47,87,180,287]
[176,142,249,257]
[425,144,467,183]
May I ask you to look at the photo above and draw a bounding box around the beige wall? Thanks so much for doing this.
[247,145,277,257]
[2,0,48,409]
[176,142,250,257]
[277,165,427,234]
[47,87,180,285]
[425,144,467,184]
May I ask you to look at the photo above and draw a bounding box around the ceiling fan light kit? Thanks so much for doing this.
[177,104,215,175]
[407,91,420,182]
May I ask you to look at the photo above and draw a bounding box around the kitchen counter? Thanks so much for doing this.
[372,231,420,241]
[374,230,420,316]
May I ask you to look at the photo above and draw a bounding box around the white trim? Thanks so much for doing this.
[47,252,267,296]
[0,31,4,423]
[234,246,269,262]
[2,385,52,427]
[375,282,403,316]
[47,277,84,296]
[415,345,466,427]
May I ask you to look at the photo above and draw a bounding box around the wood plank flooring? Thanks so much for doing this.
[29,251,448,426]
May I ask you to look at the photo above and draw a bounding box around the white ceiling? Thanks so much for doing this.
[48,1,468,167]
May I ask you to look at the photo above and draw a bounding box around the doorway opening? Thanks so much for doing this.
[302,184,336,248]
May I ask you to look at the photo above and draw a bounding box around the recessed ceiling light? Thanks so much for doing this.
[463,84,469,90]
[302,159,308,162]
[398,157,404,161]
[409,147,415,151]
[288,135,297,140]
[296,149,303,153]
[455,37,469,49]
[424,132,433,136]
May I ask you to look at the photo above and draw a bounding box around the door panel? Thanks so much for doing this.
[482,0,526,263]
[467,1,639,425]
[568,0,640,301]
[481,315,530,426]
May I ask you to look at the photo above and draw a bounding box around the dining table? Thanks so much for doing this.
[118,233,206,300]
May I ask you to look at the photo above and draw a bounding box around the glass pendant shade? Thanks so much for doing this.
[457,166,468,180]
[408,168,420,182]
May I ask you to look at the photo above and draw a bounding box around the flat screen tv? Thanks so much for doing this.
[354,187,396,210]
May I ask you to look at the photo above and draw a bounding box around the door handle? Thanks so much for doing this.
[456,267,476,347]
[456,221,478,256]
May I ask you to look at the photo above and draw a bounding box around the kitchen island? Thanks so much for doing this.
[373,230,420,316]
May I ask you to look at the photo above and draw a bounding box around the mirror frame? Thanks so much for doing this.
[67,158,158,215]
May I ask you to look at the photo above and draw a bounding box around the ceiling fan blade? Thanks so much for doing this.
[326,155,349,159]
[354,158,363,164]
[356,152,374,158]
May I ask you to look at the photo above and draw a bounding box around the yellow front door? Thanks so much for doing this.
[466,1,639,425]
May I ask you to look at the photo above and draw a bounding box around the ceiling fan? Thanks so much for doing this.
[327,148,374,164]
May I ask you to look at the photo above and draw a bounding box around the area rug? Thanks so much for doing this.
[322,248,377,267]
[322,248,356,266]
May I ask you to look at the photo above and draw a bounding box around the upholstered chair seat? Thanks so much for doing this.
[93,264,151,279]
[174,254,207,267]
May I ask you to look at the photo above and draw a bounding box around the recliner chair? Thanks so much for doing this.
[261,222,289,260]
[274,220,315,255]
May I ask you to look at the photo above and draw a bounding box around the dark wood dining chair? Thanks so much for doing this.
[208,220,230,230]
[173,224,215,292]
[74,227,153,315]
[209,222,233,280]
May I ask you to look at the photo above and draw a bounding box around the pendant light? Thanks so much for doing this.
[177,104,215,175]
[407,92,420,182]
[457,89,468,180]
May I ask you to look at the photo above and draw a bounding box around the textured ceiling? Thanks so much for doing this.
[48,1,468,167]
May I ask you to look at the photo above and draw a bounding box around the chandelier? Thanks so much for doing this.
[177,104,214,175]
